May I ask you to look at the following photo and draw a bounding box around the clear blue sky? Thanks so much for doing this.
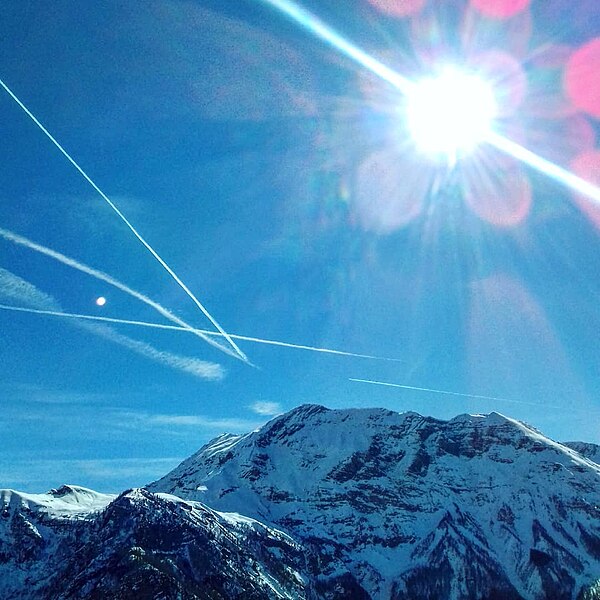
[1,0,599,492]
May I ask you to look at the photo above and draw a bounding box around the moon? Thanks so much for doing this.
[95,296,107,307]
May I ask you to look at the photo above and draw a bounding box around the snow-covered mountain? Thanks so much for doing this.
[0,484,307,599]
[564,441,600,466]
[2,404,600,599]
[149,404,600,600]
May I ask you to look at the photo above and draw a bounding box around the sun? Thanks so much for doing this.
[405,68,497,158]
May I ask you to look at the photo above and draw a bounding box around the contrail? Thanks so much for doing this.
[262,0,600,207]
[81,322,225,381]
[0,268,223,381]
[0,227,240,360]
[349,378,555,408]
[0,304,404,362]
[0,77,246,362]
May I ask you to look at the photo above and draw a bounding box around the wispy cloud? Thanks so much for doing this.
[0,457,184,493]
[0,383,117,405]
[0,268,60,310]
[0,267,224,381]
[0,226,241,360]
[249,401,282,416]
[0,77,246,362]
[81,323,224,381]
[0,401,262,438]
[117,410,259,432]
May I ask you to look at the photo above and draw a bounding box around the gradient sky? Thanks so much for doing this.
[1,0,599,492]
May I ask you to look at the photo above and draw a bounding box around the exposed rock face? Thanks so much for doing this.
[564,441,600,466]
[0,486,307,599]
[149,405,600,600]
[3,405,600,599]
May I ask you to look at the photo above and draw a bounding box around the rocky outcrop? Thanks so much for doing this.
[150,405,600,599]
[3,405,600,599]
[0,487,307,599]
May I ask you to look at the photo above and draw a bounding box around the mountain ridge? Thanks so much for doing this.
[149,404,600,599]
[1,404,600,599]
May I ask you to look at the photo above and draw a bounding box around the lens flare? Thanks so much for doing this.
[262,0,600,225]
[470,0,530,20]
[527,44,574,119]
[571,150,600,230]
[463,151,532,227]
[368,0,426,18]
[406,69,497,157]
[565,38,600,119]
[354,147,432,232]
[467,50,526,117]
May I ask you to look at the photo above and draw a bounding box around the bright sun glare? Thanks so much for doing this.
[406,69,497,157]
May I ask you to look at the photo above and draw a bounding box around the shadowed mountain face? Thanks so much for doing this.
[564,441,600,466]
[0,486,308,599]
[149,405,600,600]
[2,405,600,599]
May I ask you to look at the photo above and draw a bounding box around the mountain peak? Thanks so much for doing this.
[149,404,600,599]
[3,404,600,599]
[0,485,115,519]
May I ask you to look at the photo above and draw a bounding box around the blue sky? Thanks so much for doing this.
[1,0,599,492]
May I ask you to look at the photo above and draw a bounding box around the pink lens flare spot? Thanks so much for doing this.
[470,0,530,19]
[464,155,532,227]
[468,50,527,117]
[462,3,532,60]
[526,45,576,119]
[368,0,426,18]
[95,296,107,307]
[565,39,600,119]
[354,148,430,233]
[570,150,600,230]
[527,115,596,167]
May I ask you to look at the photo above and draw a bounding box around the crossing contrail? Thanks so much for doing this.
[0,304,404,362]
[0,77,246,362]
[349,378,554,408]
[0,268,224,381]
[0,227,241,360]
[81,321,225,381]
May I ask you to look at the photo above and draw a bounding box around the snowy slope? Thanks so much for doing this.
[0,486,307,599]
[3,404,600,599]
[564,441,600,466]
[150,404,600,600]
[0,485,115,517]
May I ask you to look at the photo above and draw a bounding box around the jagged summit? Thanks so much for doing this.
[564,441,600,465]
[0,485,115,518]
[149,404,600,600]
[2,404,600,599]
[0,487,306,599]
[149,404,572,503]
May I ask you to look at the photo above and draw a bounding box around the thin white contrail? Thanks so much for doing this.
[0,304,404,362]
[0,268,224,380]
[0,227,240,360]
[349,378,556,408]
[262,0,600,207]
[0,77,246,362]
